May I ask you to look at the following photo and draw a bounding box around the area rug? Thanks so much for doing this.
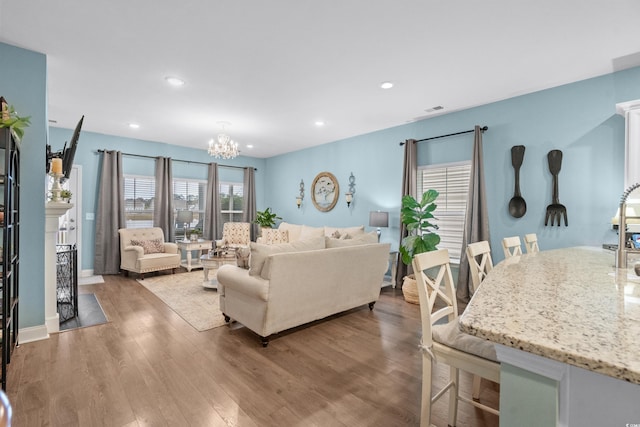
[59,293,108,331]
[137,270,226,332]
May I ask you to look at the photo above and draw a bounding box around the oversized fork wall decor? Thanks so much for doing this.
[545,149,568,226]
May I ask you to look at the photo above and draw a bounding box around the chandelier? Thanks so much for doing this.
[208,122,239,159]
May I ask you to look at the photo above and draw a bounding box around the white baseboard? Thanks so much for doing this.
[19,325,50,344]
[81,269,94,277]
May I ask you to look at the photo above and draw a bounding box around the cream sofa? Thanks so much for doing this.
[217,233,390,346]
[118,227,181,279]
[257,221,367,244]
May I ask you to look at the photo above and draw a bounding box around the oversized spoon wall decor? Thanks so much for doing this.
[508,145,527,218]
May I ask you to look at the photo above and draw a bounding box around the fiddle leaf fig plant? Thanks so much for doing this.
[400,189,441,265]
[254,207,282,229]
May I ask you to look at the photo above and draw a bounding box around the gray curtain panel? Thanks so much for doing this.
[243,167,257,240]
[94,150,125,275]
[204,163,220,241]
[456,126,490,302]
[396,139,417,287]
[153,156,174,241]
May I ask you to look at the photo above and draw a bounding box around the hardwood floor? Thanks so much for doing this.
[6,273,499,426]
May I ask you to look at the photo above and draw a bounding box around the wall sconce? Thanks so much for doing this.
[345,192,353,207]
[369,211,389,242]
[296,179,304,208]
[345,172,356,207]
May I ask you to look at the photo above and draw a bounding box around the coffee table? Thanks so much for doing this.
[200,251,236,290]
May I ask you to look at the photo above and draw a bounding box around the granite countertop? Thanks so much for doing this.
[459,246,640,384]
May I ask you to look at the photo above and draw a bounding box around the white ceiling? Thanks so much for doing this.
[1,0,640,158]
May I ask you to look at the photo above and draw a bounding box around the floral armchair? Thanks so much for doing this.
[222,222,251,249]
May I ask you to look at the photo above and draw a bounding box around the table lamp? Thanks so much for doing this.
[176,210,194,242]
[369,211,389,242]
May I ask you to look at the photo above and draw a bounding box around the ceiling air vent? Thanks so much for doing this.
[425,106,444,113]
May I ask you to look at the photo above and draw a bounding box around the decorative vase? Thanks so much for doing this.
[402,274,420,305]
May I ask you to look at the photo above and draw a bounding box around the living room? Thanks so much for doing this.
[2,1,640,425]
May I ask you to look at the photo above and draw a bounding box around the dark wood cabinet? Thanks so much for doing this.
[0,127,20,390]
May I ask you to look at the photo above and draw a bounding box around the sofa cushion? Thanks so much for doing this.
[130,238,165,255]
[249,237,325,277]
[278,222,303,241]
[325,231,378,248]
[262,228,289,245]
[299,225,324,241]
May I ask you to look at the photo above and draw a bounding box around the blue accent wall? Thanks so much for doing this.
[264,66,640,263]
[0,42,47,328]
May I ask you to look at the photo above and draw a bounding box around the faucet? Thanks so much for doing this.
[616,182,640,268]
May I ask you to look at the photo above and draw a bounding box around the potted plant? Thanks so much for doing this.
[254,207,282,230]
[190,228,203,241]
[60,189,72,203]
[399,189,441,304]
[0,100,31,141]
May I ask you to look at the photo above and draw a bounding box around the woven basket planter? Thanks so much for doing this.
[402,274,420,305]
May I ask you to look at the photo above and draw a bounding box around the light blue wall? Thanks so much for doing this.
[265,66,640,264]
[48,128,266,270]
[0,42,47,328]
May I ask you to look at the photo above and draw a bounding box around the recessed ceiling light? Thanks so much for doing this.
[380,81,394,89]
[315,120,325,126]
[246,144,254,149]
[165,76,185,86]
[128,123,140,129]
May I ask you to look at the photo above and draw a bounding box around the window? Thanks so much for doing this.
[124,174,244,232]
[173,178,207,232]
[418,161,471,263]
[220,181,244,223]
[124,175,155,228]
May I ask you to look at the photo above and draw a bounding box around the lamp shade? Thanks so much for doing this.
[369,211,389,228]
[176,210,194,224]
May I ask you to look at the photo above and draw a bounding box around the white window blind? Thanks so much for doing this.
[418,162,471,263]
[124,175,155,228]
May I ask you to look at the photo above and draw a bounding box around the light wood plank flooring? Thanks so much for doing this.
[6,273,499,426]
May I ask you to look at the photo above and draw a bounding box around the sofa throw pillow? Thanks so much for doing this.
[249,237,325,277]
[236,246,251,269]
[277,222,303,242]
[298,225,324,241]
[130,238,165,254]
[262,228,289,245]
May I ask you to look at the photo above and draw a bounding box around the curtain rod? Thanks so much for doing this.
[96,149,257,171]
[398,126,488,146]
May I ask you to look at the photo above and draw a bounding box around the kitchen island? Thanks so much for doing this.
[459,246,640,426]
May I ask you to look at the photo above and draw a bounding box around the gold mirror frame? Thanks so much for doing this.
[311,172,339,212]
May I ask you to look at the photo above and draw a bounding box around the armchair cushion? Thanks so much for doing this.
[130,238,165,254]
